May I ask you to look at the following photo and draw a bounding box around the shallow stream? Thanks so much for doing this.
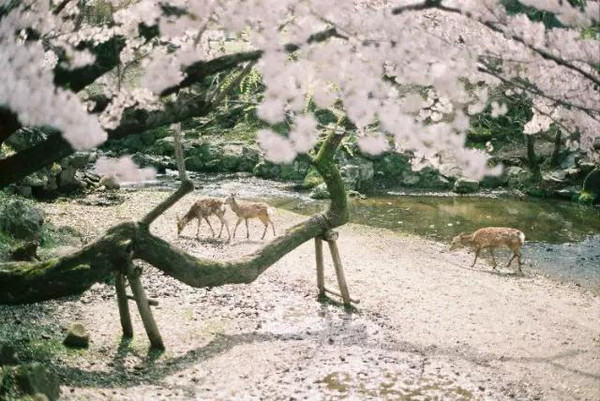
[150,172,600,292]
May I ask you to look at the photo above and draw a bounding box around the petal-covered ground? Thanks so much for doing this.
[1,189,598,400]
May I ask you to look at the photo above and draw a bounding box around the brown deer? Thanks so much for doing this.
[176,197,230,241]
[224,194,275,240]
[450,227,525,272]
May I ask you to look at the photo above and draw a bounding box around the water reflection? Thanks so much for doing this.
[272,195,600,244]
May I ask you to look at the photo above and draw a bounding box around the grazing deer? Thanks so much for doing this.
[450,227,525,272]
[176,197,230,241]
[224,194,276,240]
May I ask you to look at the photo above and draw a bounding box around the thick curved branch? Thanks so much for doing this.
[135,130,348,287]
[135,215,328,287]
[0,131,348,304]
[0,222,136,304]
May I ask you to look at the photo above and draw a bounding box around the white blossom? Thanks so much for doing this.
[94,156,156,183]
[257,129,296,163]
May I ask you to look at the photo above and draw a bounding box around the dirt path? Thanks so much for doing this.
[1,189,599,400]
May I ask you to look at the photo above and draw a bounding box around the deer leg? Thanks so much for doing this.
[222,217,231,242]
[204,216,216,237]
[508,248,523,273]
[233,218,242,238]
[471,248,481,267]
[261,221,268,240]
[489,248,497,269]
[217,215,224,238]
[271,220,276,236]
[245,218,250,239]
[196,218,202,238]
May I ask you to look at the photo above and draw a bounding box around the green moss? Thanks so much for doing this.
[578,191,596,205]
[301,168,324,189]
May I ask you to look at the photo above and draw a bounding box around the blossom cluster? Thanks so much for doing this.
[0,0,597,180]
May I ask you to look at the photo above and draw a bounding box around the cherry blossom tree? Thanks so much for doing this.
[0,0,598,318]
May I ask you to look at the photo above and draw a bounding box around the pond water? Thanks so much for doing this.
[152,172,600,292]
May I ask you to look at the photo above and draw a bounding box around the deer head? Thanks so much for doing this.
[449,233,470,250]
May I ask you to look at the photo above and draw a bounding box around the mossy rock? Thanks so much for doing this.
[301,168,324,189]
[152,137,175,156]
[452,178,479,194]
[0,199,45,241]
[63,323,89,348]
[372,152,411,180]
[0,363,60,401]
[253,159,310,181]
[120,135,145,153]
[310,183,330,199]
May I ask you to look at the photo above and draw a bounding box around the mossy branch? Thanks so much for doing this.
[0,131,348,304]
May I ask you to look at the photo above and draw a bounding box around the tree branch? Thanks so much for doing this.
[0,131,348,304]
[0,88,212,188]
[393,2,600,88]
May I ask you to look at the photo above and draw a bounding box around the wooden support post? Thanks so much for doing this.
[126,262,165,350]
[115,272,133,338]
[315,238,325,296]
[324,230,352,306]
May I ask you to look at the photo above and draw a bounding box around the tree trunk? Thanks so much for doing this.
[550,128,562,168]
[525,134,541,181]
[0,131,348,304]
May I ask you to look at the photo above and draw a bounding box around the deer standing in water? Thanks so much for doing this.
[224,194,276,240]
[450,227,525,273]
[176,197,230,241]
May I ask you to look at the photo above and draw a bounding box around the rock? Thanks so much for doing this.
[453,178,479,194]
[505,166,530,187]
[554,188,577,200]
[78,192,124,207]
[543,170,567,183]
[372,152,410,180]
[22,172,48,188]
[559,151,578,170]
[10,363,60,401]
[9,241,39,261]
[309,183,330,200]
[132,153,176,174]
[0,200,45,241]
[16,185,32,198]
[5,128,47,152]
[152,137,175,156]
[253,159,309,181]
[340,157,374,191]
[184,155,205,171]
[121,135,145,153]
[98,175,120,190]
[401,172,421,186]
[58,165,79,188]
[0,343,19,365]
[65,152,92,169]
[63,323,90,348]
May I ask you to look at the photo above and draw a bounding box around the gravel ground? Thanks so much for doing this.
[1,189,599,400]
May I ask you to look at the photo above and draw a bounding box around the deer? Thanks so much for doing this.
[176,197,230,241]
[224,193,276,240]
[449,227,525,273]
